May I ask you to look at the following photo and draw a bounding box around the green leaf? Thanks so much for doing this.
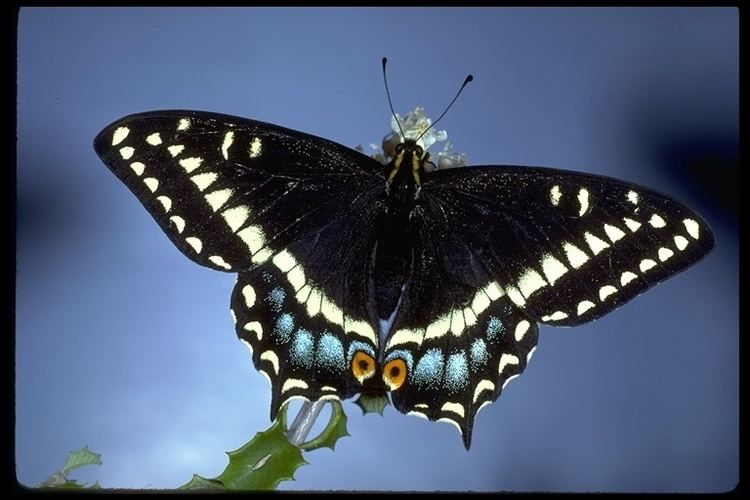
[62,446,102,475]
[38,446,103,489]
[299,401,350,451]
[179,474,224,490]
[354,393,390,415]
[214,405,306,490]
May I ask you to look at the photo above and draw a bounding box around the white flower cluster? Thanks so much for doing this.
[356,107,468,170]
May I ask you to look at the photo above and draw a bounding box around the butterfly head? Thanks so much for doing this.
[385,139,429,199]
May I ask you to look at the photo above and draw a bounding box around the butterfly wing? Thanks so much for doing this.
[95,110,386,418]
[385,164,713,447]
[93,110,384,272]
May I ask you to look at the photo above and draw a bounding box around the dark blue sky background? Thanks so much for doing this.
[17,7,737,492]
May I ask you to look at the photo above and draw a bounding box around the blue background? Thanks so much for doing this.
[17,7,737,492]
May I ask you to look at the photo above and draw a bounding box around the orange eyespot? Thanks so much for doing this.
[351,351,376,383]
[382,358,407,391]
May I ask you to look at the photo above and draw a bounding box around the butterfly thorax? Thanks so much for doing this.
[372,140,427,325]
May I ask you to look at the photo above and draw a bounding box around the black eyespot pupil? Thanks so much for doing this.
[390,367,400,377]
[358,360,369,371]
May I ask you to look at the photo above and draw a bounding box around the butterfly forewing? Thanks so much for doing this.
[419,165,714,327]
[93,110,384,273]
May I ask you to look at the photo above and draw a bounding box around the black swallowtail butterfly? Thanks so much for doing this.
[94,99,713,449]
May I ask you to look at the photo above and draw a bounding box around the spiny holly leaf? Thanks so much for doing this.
[214,404,306,490]
[354,393,390,415]
[179,474,224,490]
[299,401,350,451]
[38,446,102,489]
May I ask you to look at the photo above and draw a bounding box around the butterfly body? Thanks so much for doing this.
[94,109,713,449]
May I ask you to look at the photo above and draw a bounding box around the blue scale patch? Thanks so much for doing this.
[347,340,376,362]
[290,329,314,368]
[412,348,445,389]
[316,332,345,372]
[267,286,286,312]
[444,352,469,393]
[385,349,414,372]
[273,313,294,343]
[469,338,489,369]
[486,316,504,340]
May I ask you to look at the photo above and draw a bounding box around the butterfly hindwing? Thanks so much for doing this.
[385,294,538,449]
[93,110,384,273]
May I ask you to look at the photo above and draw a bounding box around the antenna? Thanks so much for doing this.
[416,73,473,143]
[382,57,406,139]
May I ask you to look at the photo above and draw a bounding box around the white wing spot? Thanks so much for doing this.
[168,145,185,157]
[185,236,203,254]
[563,242,589,269]
[483,281,504,300]
[541,254,568,285]
[674,235,689,250]
[305,289,322,317]
[450,310,465,336]
[599,285,618,301]
[407,411,429,420]
[272,250,297,273]
[498,353,520,374]
[514,320,530,341]
[321,296,344,326]
[584,232,610,255]
[603,223,626,243]
[620,271,638,286]
[627,190,639,204]
[649,214,667,228]
[119,146,135,160]
[505,285,526,307]
[156,196,172,212]
[639,259,657,272]
[249,137,262,158]
[683,219,700,239]
[146,133,162,146]
[440,402,465,418]
[282,379,309,393]
[471,290,491,316]
[238,225,266,253]
[252,248,273,264]
[179,157,203,173]
[577,300,595,316]
[177,118,191,131]
[658,247,674,262]
[169,216,186,233]
[204,188,233,211]
[295,285,311,303]
[190,172,218,192]
[623,217,642,232]
[550,185,562,206]
[287,267,306,291]
[244,321,263,340]
[425,313,451,340]
[222,205,250,232]
[541,311,568,322]
[143,177,158,193]
[260,350,279,375]
[222,131,235,160]
[577,188,589,216]
[473,380,496,404]
[129,162,145,176]
[517,268,547,299]
[209,255,232,270]
[111,127,129,146]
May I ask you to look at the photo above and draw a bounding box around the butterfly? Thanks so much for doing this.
[93,102,713,450]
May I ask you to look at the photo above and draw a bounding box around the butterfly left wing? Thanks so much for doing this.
[93,110,384,273]
[384,164,713,448]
